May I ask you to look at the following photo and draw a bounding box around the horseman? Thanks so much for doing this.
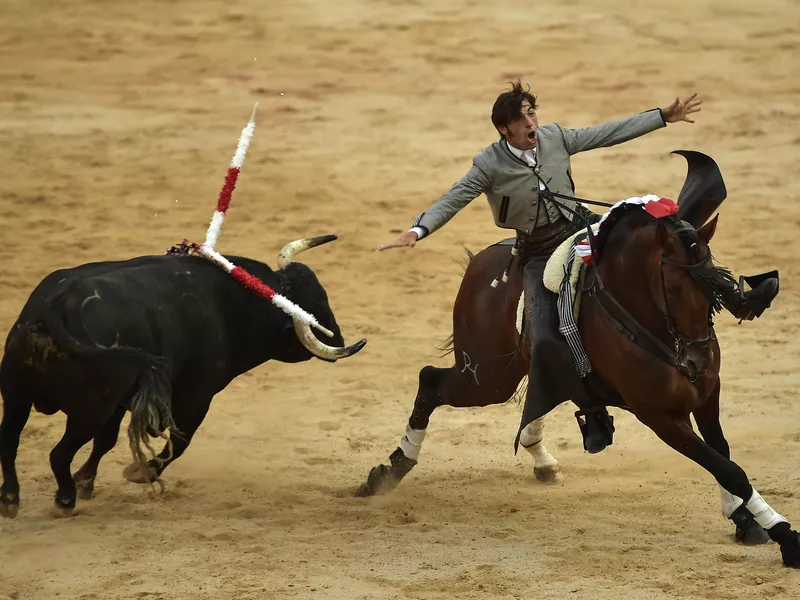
[378,81,779,453]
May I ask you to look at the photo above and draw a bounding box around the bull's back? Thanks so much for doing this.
[6,255,234,363]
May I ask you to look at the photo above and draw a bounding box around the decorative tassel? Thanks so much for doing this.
[168,103,336,339]
[204,103,260,251]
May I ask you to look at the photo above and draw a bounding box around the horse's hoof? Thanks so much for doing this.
[354,464,395,497]
[354,482,375,498]
[736,518,770,546]
[75,478,95,501]
[0,492,19,519]
[779,531,800,568]
[123,462,155,484]
[534,465,563,484]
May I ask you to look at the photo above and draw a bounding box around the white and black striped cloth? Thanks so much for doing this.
[557,244,592,377]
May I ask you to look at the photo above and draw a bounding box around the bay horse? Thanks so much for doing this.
[357,151,800,567]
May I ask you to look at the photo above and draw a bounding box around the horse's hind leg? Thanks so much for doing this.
[692,380,769,545]
[356,358,533,496]
[519,415,561,483]
[356,365,448,497]
[73,405,126,500]
[0,367,34,519]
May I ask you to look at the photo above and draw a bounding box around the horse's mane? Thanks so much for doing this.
[592,202,736,316]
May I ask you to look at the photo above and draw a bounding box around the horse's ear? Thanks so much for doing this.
[698,213,719,244]
[656,221,670,248]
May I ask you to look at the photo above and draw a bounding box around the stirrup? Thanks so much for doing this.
[575,408,615,454]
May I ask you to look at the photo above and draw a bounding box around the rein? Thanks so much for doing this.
[539,188,714,383]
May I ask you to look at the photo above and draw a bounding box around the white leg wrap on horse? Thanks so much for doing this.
[719,486,744,519]
[399,425,426,461]
[525,442,559,470]
[745,488,787,530]
[520,418,559,477]
[519,419,545,448]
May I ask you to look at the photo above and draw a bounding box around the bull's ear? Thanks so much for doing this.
[698,213,719,244]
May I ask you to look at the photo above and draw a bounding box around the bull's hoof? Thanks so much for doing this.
[735,517,770,546]
[355,464,397,497]
[123,462,157,484]
[534,464,563,484]
[75,477,96,501]
[51,496,75,519]
[0,492,19,519]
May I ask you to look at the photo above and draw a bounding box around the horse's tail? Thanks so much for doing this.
[41,305,177,476]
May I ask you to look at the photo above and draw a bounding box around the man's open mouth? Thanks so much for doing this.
[527,130,536,140]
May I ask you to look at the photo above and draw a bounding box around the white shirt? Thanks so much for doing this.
[505,141,547,191]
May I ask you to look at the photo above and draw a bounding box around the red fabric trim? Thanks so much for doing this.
[216,167,240,213]
[645,197,679,219]
[230,266,276,299]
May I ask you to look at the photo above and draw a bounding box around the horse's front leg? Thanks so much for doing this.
[692,379,769,545]
[637,409,800,567]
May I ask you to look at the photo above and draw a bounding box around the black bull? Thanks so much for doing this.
[0,235,365,518]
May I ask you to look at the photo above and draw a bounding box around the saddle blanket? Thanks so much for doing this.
[543,223,601,378]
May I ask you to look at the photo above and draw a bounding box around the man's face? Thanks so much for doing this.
[499,100,538,150]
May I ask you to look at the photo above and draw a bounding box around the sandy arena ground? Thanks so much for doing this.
[1,0,799,598]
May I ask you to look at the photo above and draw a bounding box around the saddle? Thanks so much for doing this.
[542,224,600,319]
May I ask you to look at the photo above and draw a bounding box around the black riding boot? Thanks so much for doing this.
[719,271,779,321]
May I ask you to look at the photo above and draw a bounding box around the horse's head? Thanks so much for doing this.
[651,214,720,378]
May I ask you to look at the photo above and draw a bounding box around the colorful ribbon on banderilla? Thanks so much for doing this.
[166,103,334,339]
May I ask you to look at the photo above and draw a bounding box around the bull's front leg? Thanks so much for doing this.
[123,392,213,484]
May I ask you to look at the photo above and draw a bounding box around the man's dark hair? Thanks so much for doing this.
[491,80,537,139]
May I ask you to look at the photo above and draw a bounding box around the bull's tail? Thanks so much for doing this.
[40,307,177,478]
[127,363,177,480]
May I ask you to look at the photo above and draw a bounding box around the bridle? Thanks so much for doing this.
[539,189,716,384]
[658,249,716,381]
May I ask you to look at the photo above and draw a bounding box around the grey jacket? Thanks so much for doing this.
[413,109,666,237]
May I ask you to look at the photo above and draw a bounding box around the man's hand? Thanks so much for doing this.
[377,230,419,251]
[661,93,702,124]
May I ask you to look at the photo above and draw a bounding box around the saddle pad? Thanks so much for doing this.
[543,224,599,296]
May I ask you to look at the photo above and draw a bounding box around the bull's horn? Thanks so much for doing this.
[293,320,367,361]
[277,235,338,269]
